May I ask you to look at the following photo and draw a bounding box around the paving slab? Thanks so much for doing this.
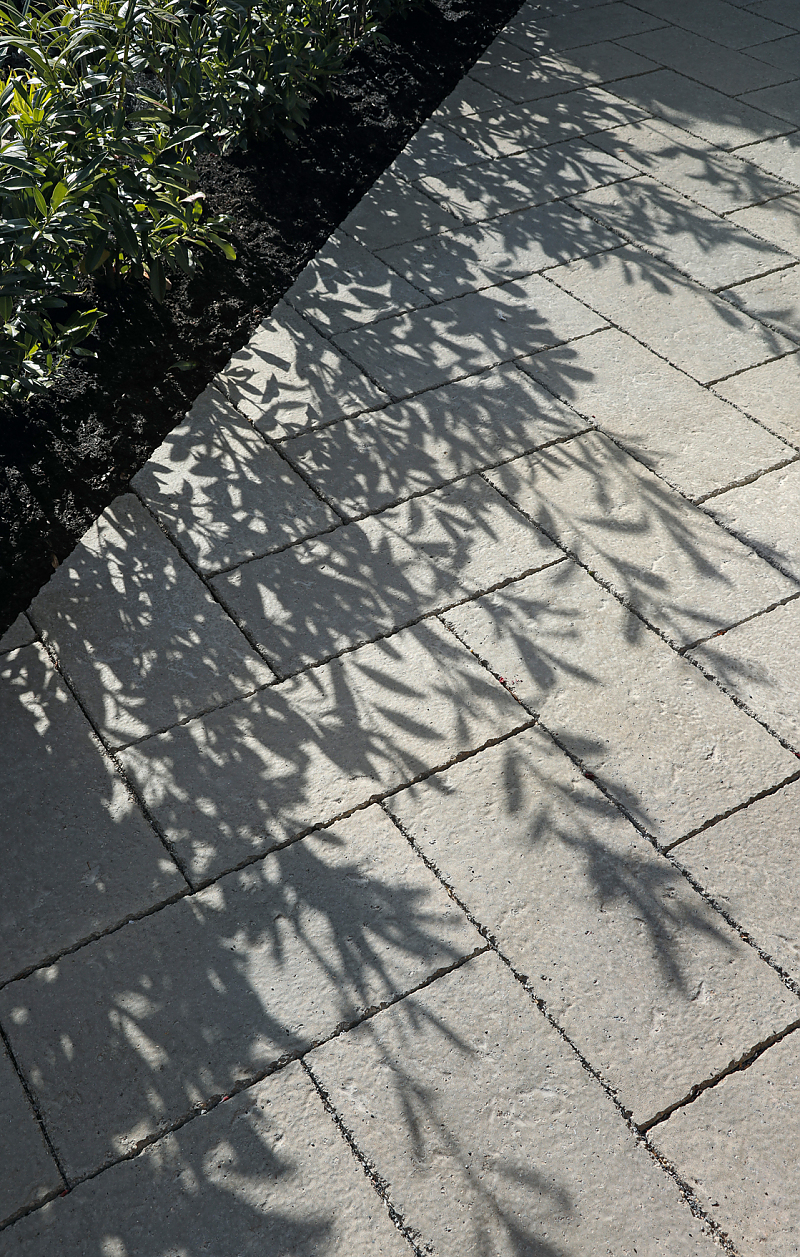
[340,170,463,251]
[725,262,800,341]
[743,80,800,128]
[118,618,527,882]
[748,0,800,30]
[734,131,800,185]
[487,430,797,645]
[0,806,479,1180]
[628,0,790,47]
[521,327,793,498]
[728,191,800,257]
[620,26,790,95]
[132,389,337,574]
[571,175,794,288]
[688,597,800,747]
[649,1033,800,1257]
[29,494,274,750]
[377,201,620,302]
[505,0,666,53]
[0,1043,60,1226]
[469,37,655,104]
[213,476,562,675]
[332,271,605,400]
[388,729,797,1126]
[216,301,388,436]
[672,781,800,982]
[0,611,35,654]
[0,643,185,983]
[282,363,586,520]
[549,245,795,382]
[442,562,799,843]
[389,120,484,184]
[706,461,800,577]
[435,76,505,118]
[748,31,800,71]
[712,350,800,444]
[309,952,721,1256]
[5,1062,407,1256]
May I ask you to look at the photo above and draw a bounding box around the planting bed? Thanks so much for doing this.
[0,0,525,635]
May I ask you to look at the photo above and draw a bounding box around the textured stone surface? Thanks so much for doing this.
[6,1062,407,1256]
[132,389,337,574]
[282,364,585,519]
[469,37,655,103]
[0,1043,60,1226]
[620,26,789,94]
[389,120,483,183]
[522,327,792,498]
[689,598,800,748]
[713,351,800,445]
[487,431,796,645]
[743,80,800,127]
[706,461,800,578]
[388,729,797,1125]
[550,246,795,382]
[340,170,462,251]
[0,612,35,654]
[512,0,666,52]
[309,953,721,1256]
[0,644,184,983]
[213,476,562,675]
[628,0,789,47]
[442,563,799,843]
[435,76,504,118]
[726,263,800,343]
[736,133,800,186]
[649,1034,800,1257]
[610,69,789,150]
[747,31,800,72]
[29,495,274,749]
[119,618,527,882]
[728,192,800,257]
[0,807,479,1180]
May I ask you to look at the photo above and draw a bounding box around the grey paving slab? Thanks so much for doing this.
[388,729,797,1126]
[29,494,274,750]
[377,201,620,302]
[0,611,35,654]
[388,121,484,184]
[713,349,800,444]
[589,117,792,213]
[505,0,666,53]
[725,262,800,341]
[571,175,794,287]
[213,476,562,676]
[436,76,505,118]
[629,0,790,47]
[734,130,800,184]
[332,272,605,401]
[469,37,655,104]
[418,137,636,224]
[620,26,791,95]
[649,1033,800,1257]
[688,597,800,747]
[132,389,337,575]
[442,562,799,843]
[283,230,428,337]
[0,806,479,1180]
[706,461,800,577]
[728,191,800,258]
[445,85,649,160]
[282,364,586,520]
[488,430,797,645]
[6,1062,407,1256]
[118,618,527,882]
[748,0,800,29]
[0,1043,60,1226]
[748,31,800,70]
[216,301,388,436]
[743,79,800,127]
[521,327,793,498]
[0,643,184,983]
[309,952,722,1257]
[609,69,792,150]
[673,781,800,982]
[340,170,463,251]
[549,245,795,382]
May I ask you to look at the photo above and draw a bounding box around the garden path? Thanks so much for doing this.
[3,0,800,1252]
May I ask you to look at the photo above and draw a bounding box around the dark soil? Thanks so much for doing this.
[0,0,526,636]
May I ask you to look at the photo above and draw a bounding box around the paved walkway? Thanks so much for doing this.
[3,0,800,1252]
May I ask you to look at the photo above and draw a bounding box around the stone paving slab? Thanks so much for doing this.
[706,461,800,578]
[0,1044,59,1227]
[508,0,667,53]
[389,121,484,184]
[649,1033,800,1257]
[688,597,800,748]
[309,951,720,1256]
[749,0,800,30]
[5,1061,407,1256]
[725,262,800,341]
[0,806,480,1181]
[282,363,586,520]
[672,780,800,983]
[442,563,799,844]
[487,430,798,646]
[743,80,800,127]
[0,612,35,654]
[713,351,800,445]
[213,476,562,676]
[340,170,463,251]
[620,25,791,95]
[749,31,800,72]
[435,76,504,119]
[469,36,656,104]
[28,494,274,750]
[0,644,184,984]
[728,191,800,256]
[522,327,793,498]
[630,0,790,47]
[118,618,528,883]
[388,728,796,1127]
[132,389,338,574]
[735,132,800,185]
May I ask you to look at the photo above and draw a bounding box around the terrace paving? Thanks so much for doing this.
[2,0,800,1252]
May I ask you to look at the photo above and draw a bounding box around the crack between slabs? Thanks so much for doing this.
[665,766,800,857]
[693,451,800,504]
[679,586,800,654]
[0,1021,69,1198]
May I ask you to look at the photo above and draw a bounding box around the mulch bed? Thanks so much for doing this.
[0,0,526,635]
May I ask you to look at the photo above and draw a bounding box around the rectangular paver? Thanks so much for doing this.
[469,38,655,104]
[212,476,562,675]
[610,70,791,150]
[442,562,799,843]
[743,80,800,127]
[620,26,790,94]
[725,263,800,342]
[389,120,484,183]
[340,170,463,252]
[629,0,790,47]
[735,132,800,186]
[435,76,505,118]
[713,351,800,444]
[0,806,480,1180]
[0,612,35,654]
[388,728,797,1126]
[0,1043,60,1226]
[728,192,800,257]
[119,618,527,882]
[508,0,666,53]
[132,389,338,574]
[706,461,800,577]
[309,952,722,1256]
[747,31,800,71]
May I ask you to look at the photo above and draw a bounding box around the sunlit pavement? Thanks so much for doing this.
[3,1,800,1252]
